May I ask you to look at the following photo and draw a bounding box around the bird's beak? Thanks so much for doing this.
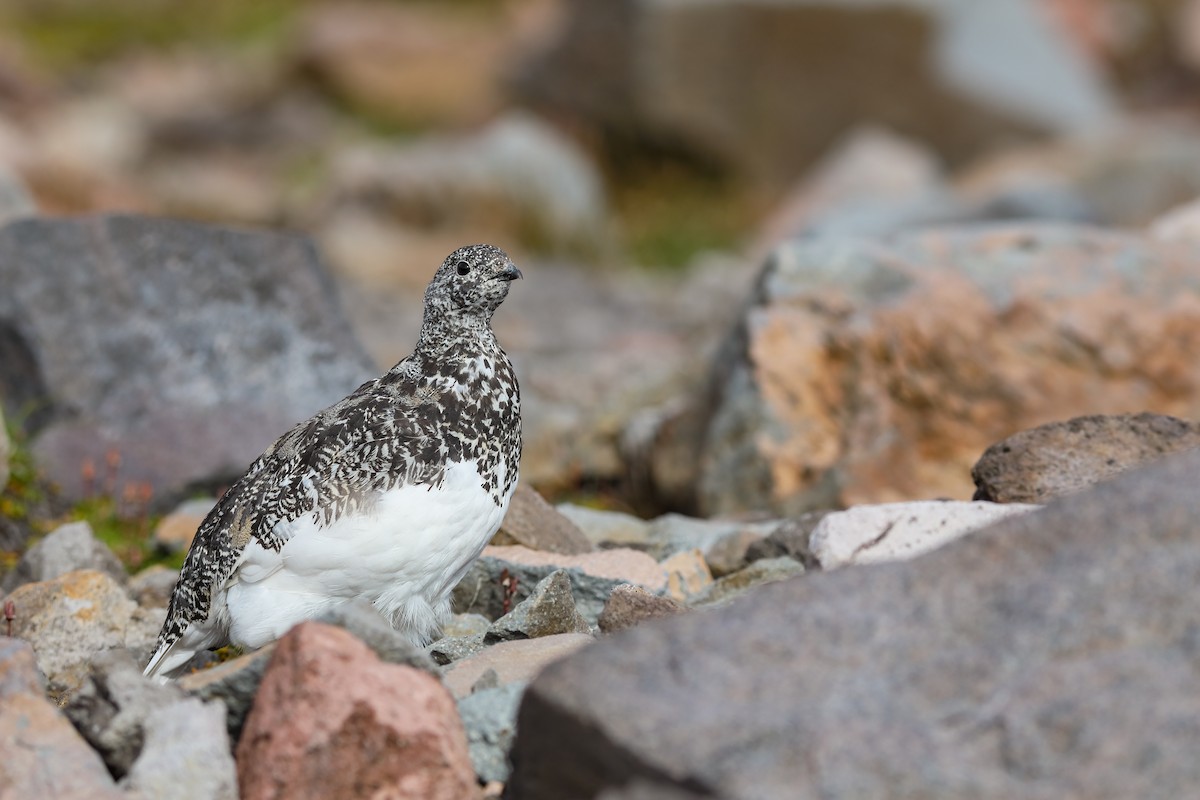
[498,263,523,282]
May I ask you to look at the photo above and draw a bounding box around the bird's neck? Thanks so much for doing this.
[414,310,495,355]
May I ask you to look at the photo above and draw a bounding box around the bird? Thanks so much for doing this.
[143,244,523,680]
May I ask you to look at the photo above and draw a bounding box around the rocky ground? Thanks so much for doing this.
[5,0,1200,798]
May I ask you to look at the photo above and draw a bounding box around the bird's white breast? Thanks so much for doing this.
[223,458,514,649]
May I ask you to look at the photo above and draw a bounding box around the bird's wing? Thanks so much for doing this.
[153,373,439,653]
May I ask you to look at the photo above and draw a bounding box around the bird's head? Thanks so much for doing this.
[424,244,522,321]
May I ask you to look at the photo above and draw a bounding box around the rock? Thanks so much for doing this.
[753,126,959,254]
[1,520,127,594]
[428,634,487,667]
[645,514,781,561]
[694,223,1200,515]
[660,549,713,602]
[122,697,237,800]
[492,485,593,555]
[127,565,178,608]
[703,529,766,578]
[443,612,492,639]
[513,0,1115,187]
[443,634,594,700]
[237,622,477,800]
[152,497,215,553]
[690,557,805,608]
[972,412,1200,504]
[597,585,685,634]
[744,513,827,567]
[316,599,439,674]
[324,111,607,253]
[486,570,592,642]
[0,214,376,505]
[0,638,124,799]
[179,645,277,744]
[453,545,667,624]
[294,2,507,128]
[64,648,185,777]
[556,504,653,549]
[1149,195,1200,242]
[0,163,35,226]
[809,501,1041,569]
[4,569,141,693]
[507,449,1200,799]
[959,119,1200,227]
[0,404,8,490]
[458,682,526,784]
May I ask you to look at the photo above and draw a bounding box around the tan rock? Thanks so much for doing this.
[237,622,477,800]
[481,545,668,593]
[697,223,1200,515]
[597,585,685,634]
[491,485,593,554]
[442,633,594,699]
[294,2,506,128]
[152,498,215,553]
[4,569,139,692]
[660,549,714,602]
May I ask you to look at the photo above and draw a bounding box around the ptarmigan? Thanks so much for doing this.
[144,244,522,680]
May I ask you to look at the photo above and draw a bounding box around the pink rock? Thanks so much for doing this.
[481,545,667,592]
[442,633,594,699]
[236,622,477,800]
[0,638,124,799]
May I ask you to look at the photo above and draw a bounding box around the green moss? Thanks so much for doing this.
[612,163,763,269]
[0,0,297,70]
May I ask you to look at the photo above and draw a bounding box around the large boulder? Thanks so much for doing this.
[690,223,1200,515]
[0,214,375,504]
[507,449,1200,799]
[512,0,1115,186]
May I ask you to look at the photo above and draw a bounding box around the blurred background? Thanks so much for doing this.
[5,0,1200,520]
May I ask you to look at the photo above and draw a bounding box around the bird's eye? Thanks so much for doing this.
[456,260,471,276]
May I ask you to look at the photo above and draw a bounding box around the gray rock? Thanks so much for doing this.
[597,584,685,635]
[326,111,607,252]
[64,648,185,777]
[428,633,487,667]
[690,557,805,608]
[0,163,35,225]
[458,682,526,784]
[127,564,179,609]
[644,514,780,561]
[744,513,828,568]
[493,485,593,555]
[122,697,237,800]
[453,555,634,625]
[0,213,376,505]
[316,599,438,674]
[507,449,1200,799]
[556,504,652,549]
[513,0,1114,187]
[703,530,765,578]
[178,645,276,744]
[486,570,592,642]
[0,638,124,799]
[972,412,1200,504]
[1,520,127,594]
